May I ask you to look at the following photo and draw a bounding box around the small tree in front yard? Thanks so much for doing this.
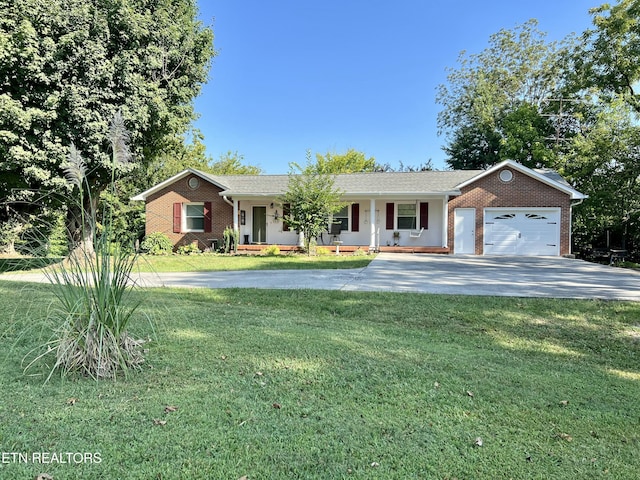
[280,153,345,254]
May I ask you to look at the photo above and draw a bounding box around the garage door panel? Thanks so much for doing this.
[484,209,560,256]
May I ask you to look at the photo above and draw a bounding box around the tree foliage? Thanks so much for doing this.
[144,130,213,186]
[559,1,640,255]
[437,20,567,169]
[280,153,345,254]
[208,151,263,175]
[573,0,640,113]
[564,99,640,251]
[312,149,377,174]
[0,0,215,249]
[437,4,640,257]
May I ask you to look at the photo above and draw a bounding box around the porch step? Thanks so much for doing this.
[378,246,450,254]
[235,244,450,254]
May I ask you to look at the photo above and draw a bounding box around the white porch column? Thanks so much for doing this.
[369,198,376,250]
[442,195,449,247]
[298,231,304,247]
[233,199,239,231]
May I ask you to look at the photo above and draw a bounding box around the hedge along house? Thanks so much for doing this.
[131,160,586,256]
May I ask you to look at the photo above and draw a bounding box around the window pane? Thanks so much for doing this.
[186,204,204,217]
[334,206,349,231]
[185,204,204,231]
[397,204,416,229]
[187,217,205,230]
[397,204,415,215]
[398,217,416,229]
[336,206,348,216]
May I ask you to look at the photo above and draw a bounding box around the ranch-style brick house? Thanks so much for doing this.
[132,160,587,256]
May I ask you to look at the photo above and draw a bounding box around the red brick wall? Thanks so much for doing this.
[447,167,572,255]
[145,174,233,251]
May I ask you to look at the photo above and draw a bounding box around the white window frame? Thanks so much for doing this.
[183,202,205,233]
[396,203,417,230]
[333,205,350,231]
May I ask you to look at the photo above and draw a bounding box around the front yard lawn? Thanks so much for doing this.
[1,282,639,479]
[0,253,374,274]
[133,252,374,272]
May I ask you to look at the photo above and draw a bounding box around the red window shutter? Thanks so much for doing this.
[386,203,394,230]
[173,203,181,233]
[351,203,359,232]
[283,203,290,231]
[204,201,212,233]
[420,202,429,229]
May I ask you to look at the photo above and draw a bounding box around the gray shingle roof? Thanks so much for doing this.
[131,160,585,202]
[198,170,483,197]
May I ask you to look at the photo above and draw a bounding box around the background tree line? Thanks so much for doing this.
[437,1,640,258]
[2,0,640,259]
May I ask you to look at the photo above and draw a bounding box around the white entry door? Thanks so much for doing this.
[454,208,476,254]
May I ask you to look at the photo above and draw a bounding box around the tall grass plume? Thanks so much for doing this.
[23,112,147,381]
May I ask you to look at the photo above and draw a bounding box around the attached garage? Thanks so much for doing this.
[448,160,587,256]
[484,208,560,256]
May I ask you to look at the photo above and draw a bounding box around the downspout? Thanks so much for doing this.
[442,195,449,248]
[223,196,239,232]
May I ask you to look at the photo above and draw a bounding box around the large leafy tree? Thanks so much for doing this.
[559,0,640,255]
[0,0,215,250]
[564,99,640,251]
[572,0,640,113]
[437,20,567,169]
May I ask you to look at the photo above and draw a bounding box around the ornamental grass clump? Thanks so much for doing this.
[24,112,146,381]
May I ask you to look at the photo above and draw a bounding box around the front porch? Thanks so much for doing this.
[235,244,450,254]
[231,197,451,253]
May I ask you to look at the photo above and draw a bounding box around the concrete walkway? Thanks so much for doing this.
[3,253,640,301]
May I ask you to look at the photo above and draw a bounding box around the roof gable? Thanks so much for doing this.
[130,168,230,201]
[454,160,587,200]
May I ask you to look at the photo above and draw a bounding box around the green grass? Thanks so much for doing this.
[0,256,64,272]
[0,253,374,274]
[1,282,639,479]
[132,252,374,272]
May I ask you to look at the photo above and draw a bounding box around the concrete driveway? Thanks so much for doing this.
[342,253,640,300]
[4,253,640,301]
[132,253,640,301]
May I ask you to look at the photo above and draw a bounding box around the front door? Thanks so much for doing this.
[252,206,267,243]
[454,208,476,254]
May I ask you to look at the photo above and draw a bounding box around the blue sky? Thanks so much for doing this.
[193,0,597,174]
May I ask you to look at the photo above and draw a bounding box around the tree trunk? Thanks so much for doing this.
[66,194,98,259]
[1,239,17,256]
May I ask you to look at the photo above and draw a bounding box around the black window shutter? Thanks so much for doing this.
[351,203,359,232]
[419,202,428,229]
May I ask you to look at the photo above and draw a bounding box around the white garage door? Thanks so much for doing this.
[484,209,560,256]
